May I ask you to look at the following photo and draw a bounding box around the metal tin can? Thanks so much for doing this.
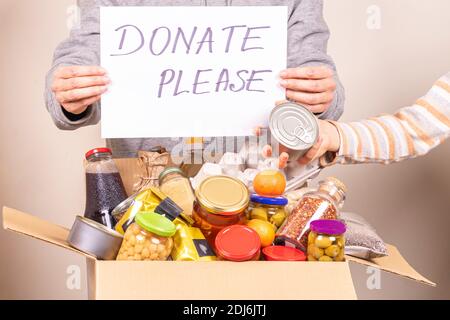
[68,216,123,260]
[269,102,319,161]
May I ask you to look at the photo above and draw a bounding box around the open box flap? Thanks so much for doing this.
[2,207,96,260]
[2,207,435,286]
[346,245,435,287]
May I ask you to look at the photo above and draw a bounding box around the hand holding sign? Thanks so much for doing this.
[101,7,287,138]
[279,66,336,114]
[52,66,110,115]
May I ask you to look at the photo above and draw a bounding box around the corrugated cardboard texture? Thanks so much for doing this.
[2,207,95,260]
[93,260,356,300]
[2,206,435,290]
[347,247,435,286]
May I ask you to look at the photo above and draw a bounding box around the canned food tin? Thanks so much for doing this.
[269,102,319,160]
[68,216,123,260]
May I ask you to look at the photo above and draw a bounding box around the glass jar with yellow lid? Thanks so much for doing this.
[193,176,250,248]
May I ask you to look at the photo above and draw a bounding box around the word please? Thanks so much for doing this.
[158,68,272,98]
[111,24,271,56]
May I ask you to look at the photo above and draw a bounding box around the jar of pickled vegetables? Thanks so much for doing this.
[116,212,176,261]
[247,194,288,229]
[215,225,261,262]
[307,219,346,262]
[275,177,347,251]
[193,176,249,248]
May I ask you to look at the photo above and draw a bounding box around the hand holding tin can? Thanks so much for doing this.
[269,102,319,162]
[258,102,341,167]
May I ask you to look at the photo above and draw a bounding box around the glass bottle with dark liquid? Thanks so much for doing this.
[84,148,127,229]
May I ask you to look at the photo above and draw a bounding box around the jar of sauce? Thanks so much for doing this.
[193,176,250,248]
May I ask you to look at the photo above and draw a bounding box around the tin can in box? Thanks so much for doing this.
[269,102,319,161]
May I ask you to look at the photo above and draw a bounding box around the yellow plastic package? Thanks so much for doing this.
[171,219,216,261]
[114,187,192,235]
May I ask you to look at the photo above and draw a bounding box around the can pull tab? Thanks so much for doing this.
[293,126,315,144]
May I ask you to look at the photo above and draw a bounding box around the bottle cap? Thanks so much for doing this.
[85,148,112,160]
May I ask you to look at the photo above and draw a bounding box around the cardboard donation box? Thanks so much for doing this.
[1,158,435,300]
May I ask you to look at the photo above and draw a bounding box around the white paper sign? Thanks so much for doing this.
[101,6,287,138]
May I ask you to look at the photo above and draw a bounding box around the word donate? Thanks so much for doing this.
[101,7,287,138]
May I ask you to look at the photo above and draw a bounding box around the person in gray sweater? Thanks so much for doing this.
[46,0,345,161]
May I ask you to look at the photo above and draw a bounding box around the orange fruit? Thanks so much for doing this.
[253,170,286,197]
[246,219,275,248]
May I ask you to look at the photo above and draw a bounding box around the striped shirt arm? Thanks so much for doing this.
[322,72,450,165]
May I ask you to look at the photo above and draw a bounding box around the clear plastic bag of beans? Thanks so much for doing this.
[275,177,347,251]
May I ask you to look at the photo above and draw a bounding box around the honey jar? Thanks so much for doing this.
[193,176,250,248]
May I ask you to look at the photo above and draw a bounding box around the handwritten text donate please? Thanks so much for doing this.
[108,25,273,98]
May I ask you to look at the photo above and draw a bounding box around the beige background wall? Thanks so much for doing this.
[0,0,449,299]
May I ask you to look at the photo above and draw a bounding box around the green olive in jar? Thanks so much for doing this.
[319,255,333,262]
[270,209,287,227]
[308,231,317,244]
[337,237,345,248]
[311,246,324,260]
[251,207,269,221]
[308,220,347,262]
[335,248,345,262]
[315,235,332,249]
[307,255,317,261]
[325,245,340,258]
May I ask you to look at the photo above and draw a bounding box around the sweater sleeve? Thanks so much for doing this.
[321,72,450,166]
[44,0,113,130]
[287,0,345,121]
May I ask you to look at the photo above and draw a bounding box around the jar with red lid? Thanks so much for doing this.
[215,225,261,262]
[193,176,250,248]
[84,148,127,229]
[262,246,306,261]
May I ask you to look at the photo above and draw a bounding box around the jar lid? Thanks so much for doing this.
[135,212,176,237]
[310,219,346,235]
[262,246,306,261]
[215,225,261,262]
[196,176,250,216]
[85,148,112,160]
[158,167,186,182]
[269,102,319,151]
[250,194,288,206]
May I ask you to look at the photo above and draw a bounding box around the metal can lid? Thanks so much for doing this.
[250,194,288,206]
[269,102,319,151]
[158,167,186,183]
[215,225,261,261]
[195,176,250,215]
[262,245,306,261]
[310,219,346,236]
[85,148,112,160]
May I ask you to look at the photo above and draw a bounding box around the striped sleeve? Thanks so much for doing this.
[323,72,450,165]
